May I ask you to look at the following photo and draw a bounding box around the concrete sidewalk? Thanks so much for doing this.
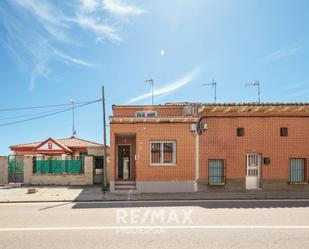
[0,185,309,203]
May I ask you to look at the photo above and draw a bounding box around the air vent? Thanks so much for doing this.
[183,105,195,116]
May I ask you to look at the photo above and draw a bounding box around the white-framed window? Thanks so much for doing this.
[135,111,157,117]
[150,141,176,166]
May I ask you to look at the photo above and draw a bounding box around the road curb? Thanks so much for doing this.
[1,197,309,203]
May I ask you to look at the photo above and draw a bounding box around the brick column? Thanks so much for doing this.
[0,156,8,185]
[23,156,33,184]
[109,131,115,191]
[84,156,94,185]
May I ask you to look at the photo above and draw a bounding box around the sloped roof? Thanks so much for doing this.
[199,102,309,106]
[11,137,104,150]
[198,102,309,113]
[34,137,72,153]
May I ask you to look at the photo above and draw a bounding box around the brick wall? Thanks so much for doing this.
[110,105,309,191]
[0,156,8,185]
[199,116,309,183]
[110,122,195,182]
[112,105,185,117]
[23,156,94,185]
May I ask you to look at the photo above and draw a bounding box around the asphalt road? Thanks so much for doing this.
[0,200,309,249]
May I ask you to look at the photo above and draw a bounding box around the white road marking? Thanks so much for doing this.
[0,225,309,232]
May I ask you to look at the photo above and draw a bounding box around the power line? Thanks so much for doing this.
[0,107,70,121]
[0,100,96,112]
[0,99,102,127]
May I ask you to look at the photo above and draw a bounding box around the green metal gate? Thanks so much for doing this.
[34,160,82,174]
[9,156,24,183]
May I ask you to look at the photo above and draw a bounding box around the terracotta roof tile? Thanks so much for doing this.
[11,137,104,149]
[57,137,103,148]
[113,102,309,108]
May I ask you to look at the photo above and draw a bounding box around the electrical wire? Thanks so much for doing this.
[0,100,97,112]
[0,99,102,127]
[0,106,70,121]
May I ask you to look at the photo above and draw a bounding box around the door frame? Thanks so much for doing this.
[93,156,104,184]
[116,144,132,180]
[245,153,261,190]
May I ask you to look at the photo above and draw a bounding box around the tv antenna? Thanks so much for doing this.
[203,79,217,103]
[145,79,154,105]
[245,80,260,103]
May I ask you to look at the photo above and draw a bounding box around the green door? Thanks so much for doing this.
[9,157,24,183]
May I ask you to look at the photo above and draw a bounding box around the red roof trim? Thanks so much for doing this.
[34,150,67,155]
[34,137,72,153]
[10,137,104,151]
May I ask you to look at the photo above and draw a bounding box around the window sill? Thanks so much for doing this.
[289,182,307,185]
[150,164,176,167]
[209,183,225,186]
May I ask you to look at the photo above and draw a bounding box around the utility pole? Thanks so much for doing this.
[145,79,154,105]
[203,79,217,103]
[71,99,76,137]
[245,80,261,103]
[102,86,108,187]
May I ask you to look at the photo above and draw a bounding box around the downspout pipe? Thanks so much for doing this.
[197,116,207,135]
[194,116,207,191]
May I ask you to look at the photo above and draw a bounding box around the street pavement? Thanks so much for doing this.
[0,200,309,249]
[1,186,309,202]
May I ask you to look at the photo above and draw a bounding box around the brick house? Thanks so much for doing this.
[109,103,309,192]
[10,136,103,160]
[9,137,107,185]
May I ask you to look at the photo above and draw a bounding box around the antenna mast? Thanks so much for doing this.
[203,79,217,103]
[71,99,76,137]
[145,79,154,105]
[245,80,261,103]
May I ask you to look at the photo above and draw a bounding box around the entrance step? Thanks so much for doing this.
[5,183,22,188]
[115,181,136,190]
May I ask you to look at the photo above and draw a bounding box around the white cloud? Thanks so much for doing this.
[127,67,203,104]
[103,0,144,16]
[81,0,100,12]
[74,15,122,41]
[12,0,67,27]
[53,48,95,68]
[1,0,145,90]
[29,59,50,91]
[263,45,302,62]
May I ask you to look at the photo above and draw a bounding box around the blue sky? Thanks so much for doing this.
[0,0,309,154]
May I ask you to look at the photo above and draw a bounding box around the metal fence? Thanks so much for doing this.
[34,160,83,174]
[9,157,24,182]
